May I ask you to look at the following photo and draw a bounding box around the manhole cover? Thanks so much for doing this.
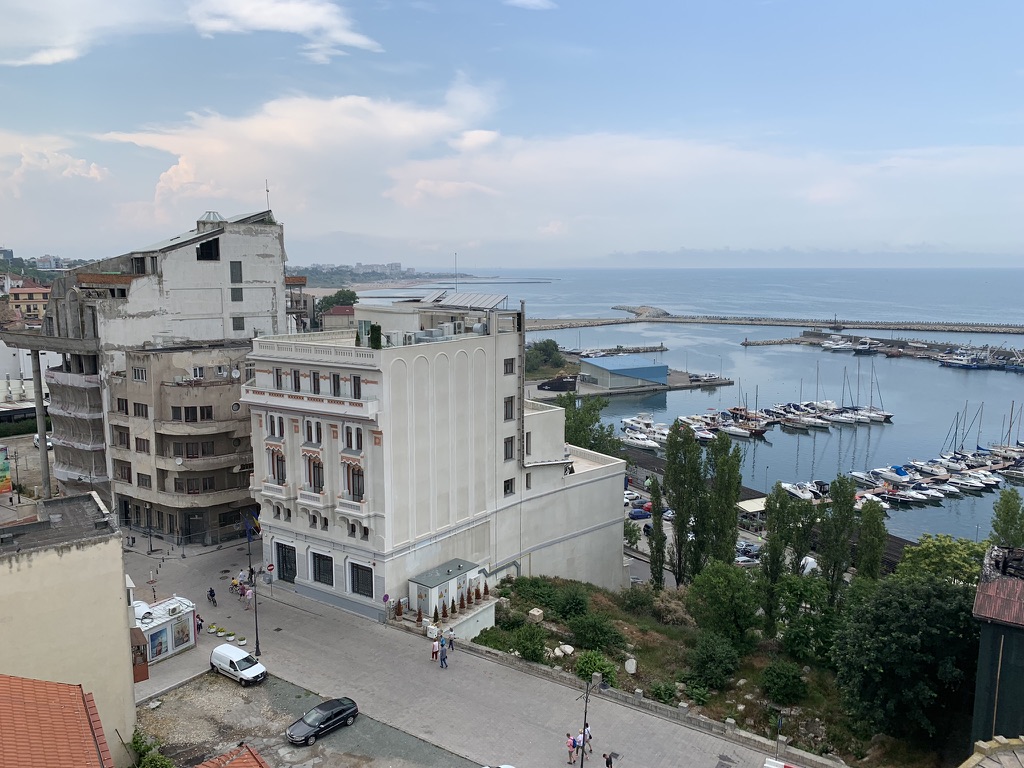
[219,569,231,574]
[274,627,283,632]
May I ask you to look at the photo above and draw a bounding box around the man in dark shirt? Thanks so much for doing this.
[602,755,613,767]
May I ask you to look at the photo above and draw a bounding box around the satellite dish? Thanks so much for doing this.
[231,369,241,379]
[231,402,241,412]
[175,457,183,466]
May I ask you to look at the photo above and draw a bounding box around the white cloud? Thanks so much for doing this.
[0,0,378,66]
[449,130,500,152]
[0,131,108,199]
[503,0,557,9]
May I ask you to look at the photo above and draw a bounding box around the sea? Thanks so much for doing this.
[361,268,1024,543]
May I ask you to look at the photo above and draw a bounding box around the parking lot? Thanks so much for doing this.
[138,672,482,768]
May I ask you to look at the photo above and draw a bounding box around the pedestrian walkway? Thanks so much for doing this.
[128,545,778,768]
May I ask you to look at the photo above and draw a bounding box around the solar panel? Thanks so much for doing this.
[435,292,508,310]
[421,289,447,303]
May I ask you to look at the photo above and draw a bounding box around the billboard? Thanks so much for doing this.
[0,446,11,495]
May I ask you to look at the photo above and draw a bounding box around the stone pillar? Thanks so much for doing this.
[32,350,52,499]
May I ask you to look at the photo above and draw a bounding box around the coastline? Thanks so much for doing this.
[305,279,438,297]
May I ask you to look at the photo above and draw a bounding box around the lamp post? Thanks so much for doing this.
[246,520,262,657]
[145,502,154,554]
[765,464,770,492]
[9,449,20,505]
[577,672,604,761]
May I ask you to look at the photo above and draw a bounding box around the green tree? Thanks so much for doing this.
[623,520,641,548]
[553,394,621,457]
[777,574,836,663]
[687,631,739,689]
[990,487,1024,548]
[855,500,887,580]
[686,561,758,650]
[704,432,743,569]
[760,659,807,705]
[832,573,979,737]
[787,497,818,576]
[758,484,792,636]
[818,475,859,605]
[525,339,566,372]
[317,288,359,316]
[648,477,667,591]
[895,533,987,586]
[663,422,703,585]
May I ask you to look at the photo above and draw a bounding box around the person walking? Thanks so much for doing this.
[439,643,448,669]
[445,627,456,651]
[565,733,576,764]
[195,614,203,634]
[431,638,440,661]
[602,754,613,767]
[584,723,593,756]
[577,729,588,761]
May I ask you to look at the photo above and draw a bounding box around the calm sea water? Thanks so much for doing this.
[363,269,1024,542]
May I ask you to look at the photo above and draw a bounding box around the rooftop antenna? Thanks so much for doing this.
[454,251,458,293]
[265,179,271,210]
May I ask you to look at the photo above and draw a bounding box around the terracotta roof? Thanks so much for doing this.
[0,674,114,768]
[975,573,1024,628]
[75,273,139,286]
[284,276,307,286]
[197,744,272,768]
[325,305,355,315]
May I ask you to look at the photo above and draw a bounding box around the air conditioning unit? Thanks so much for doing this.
[385,330,403,347]
[440,322,455,337]
[472,322,488,335]
[402,332,418,346]
[168,605,181,616]
[453,321,465,334]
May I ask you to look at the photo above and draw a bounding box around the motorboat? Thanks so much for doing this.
[966,469,1001,487]
[909,483,945,502]
[781,482,818,501]
[780,418,810,433]
[873,466,913,485]
[930,482,962,496]
[936,454,968,472]
[791,413,831,430]
[828,341,853,352]
[898,488,931,503]
[856,492,891,511]
[849,471,878,487]
[998,468,1024,483]
[693,427,715,442]
[909,460,947,477]
[853,338,881,355]
[824,411,857,425]
[621,431,659,451]
[719,423,751,439]
[621,413,655,432]
[946,474,986,491]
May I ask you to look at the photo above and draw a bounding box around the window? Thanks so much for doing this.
[229,260,243,283]
[351,563,373,598]
[244,362,255,382]
[273,453,287,484]
[273,506,281,520]
[305,420,322,444]
[504,436,515,461]
[274,368,283,389]
[184,406,198,422]
[230,287,243,302]
[200,405,213,421]
[267,417,276,437]
[196,239,220,261]
[310,370,320,394]
[351,467,364,501]
[175,477,202,494]
[313,553,334,586]
[504,357,515,375]
[133,402,149,418]
[355,428,363,451]
[116,398,128,414]
[285,507,292,522]
[201,441,215,456]
[526,431,532,456]
[345,426,353,450]
[138,473,152,489]
[232,317,245,331]
[331,373,341,397]
[192,366,205,379]
[135,437,150,453]
[307,458,324,492]
[503,478,515,496]
[186,442,199,458]
[113,428,130,448]
[171,406,182,421]
[172,442,184,457]
[132,367,147,382]
[132,257,146,274]
[202,476,216,491]
[526,472,532,490]
[116,461,132,482]
[352,375,361,400]
[504,396,515,421]
[316,422,322,443]
[292,369,301,392]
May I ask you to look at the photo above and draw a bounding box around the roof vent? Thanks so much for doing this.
[198,211,226,223]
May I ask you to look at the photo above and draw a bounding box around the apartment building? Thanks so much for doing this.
[7,276,51,321]
[0,211,288,542]
[243,293,626,619]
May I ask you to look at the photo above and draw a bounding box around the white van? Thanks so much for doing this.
[210,643,267,686]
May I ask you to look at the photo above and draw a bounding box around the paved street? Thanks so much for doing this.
[129,543,774,768]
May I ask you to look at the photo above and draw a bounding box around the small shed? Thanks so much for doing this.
[580,354,668,390]
[408,558,484,618]
[133,596,197,664]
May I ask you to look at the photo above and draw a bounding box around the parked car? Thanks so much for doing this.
[630,498,647,509]
[628,507,652,520]
[642,523,653,537]
[286,697,359,746]
[662,509,676,521]
[209,643,267,686]
[33,433,53,449]
[642,502,675,519]
[624,490,641,502]
[734,555,759,568]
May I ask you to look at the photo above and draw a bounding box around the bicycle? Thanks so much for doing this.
[207,589,217,607]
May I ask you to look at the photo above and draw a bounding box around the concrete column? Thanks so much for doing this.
[32,350,52,499]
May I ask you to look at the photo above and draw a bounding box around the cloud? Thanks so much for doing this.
[0,131,109,199]
[503,0,557,9]
[1,0,378,66]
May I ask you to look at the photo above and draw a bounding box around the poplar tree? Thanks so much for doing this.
[990,487,1024,549]
[855,500,887,580]
[663,423,702,586]
[648,477,667,591]
[818,475,859,606]
[705,432,743,568]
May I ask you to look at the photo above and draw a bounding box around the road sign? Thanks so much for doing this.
[382,593,390,603]
[266,563,275,572]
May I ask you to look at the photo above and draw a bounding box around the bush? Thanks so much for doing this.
[140,754,176,768]
[474,626,512,652]
[653,589,693,626]
[687,631,739,690]
[649,681,677,704]
[495,603,526,631]
[761,660,808,705]
[568,613,624,652]
[687,683,710,705]
[575,649,617,687]
[513,576,559,610]
[511,624,547,663]
[557,583,590,619]
[620,583,655,616]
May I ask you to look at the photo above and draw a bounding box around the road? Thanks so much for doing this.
[129,544,777,768]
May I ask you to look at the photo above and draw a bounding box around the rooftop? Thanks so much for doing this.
[410,558,481,589]
[135,210,276,254]
[197,744,271,768]
[324,305,355,316]
[582,353,668,372]
[974,546,1024,628]
[0,494,116,556]
[0,674,114,768]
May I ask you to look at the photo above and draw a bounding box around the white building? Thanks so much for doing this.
[243,292,627,619]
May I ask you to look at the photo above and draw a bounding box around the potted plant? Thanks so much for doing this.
[459,593,466,611]
[466,589,473,606]
[226,631,236,642]
[207,624,218,634]
[416,607,424,627]
[237,637,247,646]
[475,584,482,602]
[217,628,227,637]
[433,605,441,625]
[483,582,490,600]
[395,600,403,619]
[441,602,448,621]
[450,598,458,616]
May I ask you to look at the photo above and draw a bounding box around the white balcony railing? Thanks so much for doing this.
[243,386,380,419]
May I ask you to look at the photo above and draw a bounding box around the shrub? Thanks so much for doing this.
[474,626,512,652]
[512,624,547,662]
[432,606,440,624]
[687,683,710,705]
[459,593,466,610]
[557,583,590,619]
[450,598,457,616]
[575,649,617,687]
[483,582,490,598]
[495,603,527,631]
[131,727,158,758]
[514,576,559,609]
[620,583,655,616]
[649,681,677,704]
[761,659,807,705]
[568,613,624,652]
[653,588,693,626]
[140,754,176,768]
[687,631,739,690]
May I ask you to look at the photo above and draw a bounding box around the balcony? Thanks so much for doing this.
[250,333,378,368]
[45,368,102,389]
[297,488,332,510]
[335,496,368,520]
[259,480,295,501]
[243,385,379,420]
[155,451,252,472]
[153,419,241,436]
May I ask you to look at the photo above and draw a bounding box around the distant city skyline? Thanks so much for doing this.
[2,1,1023,267]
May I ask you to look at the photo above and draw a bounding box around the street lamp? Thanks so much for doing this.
[145,502,154,554]
[245,519,262,657]
[576,672,606,760]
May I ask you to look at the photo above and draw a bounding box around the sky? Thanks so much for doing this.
[2,1,1023,269]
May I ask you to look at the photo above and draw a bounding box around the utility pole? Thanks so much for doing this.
[246,518,262,657]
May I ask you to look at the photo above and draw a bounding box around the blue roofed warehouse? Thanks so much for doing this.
[579,354,668,390]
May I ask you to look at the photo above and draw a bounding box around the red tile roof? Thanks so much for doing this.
[975,574,1024,628]
[197,744,272,768]
[325,305,355,315]
[284,276,307,286]
[0,674,114,768]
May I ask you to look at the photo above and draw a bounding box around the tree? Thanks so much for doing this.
[832,573,979,737]
[777,574,836,663]
[704,432,743,569]
[663,422,703,585]
[623,520,641,549]
[787,498,818,576]
[317,288,359,316]
[686,561,758,650]
[990,487,1024,548]
[553,394,621,457]
[855,500,887,580]
[817,475,859,605]
[648,477,667,591]
[525,339,565,372]
[758,484,793,636]
[688,631,739,689]
[895,533,987,586]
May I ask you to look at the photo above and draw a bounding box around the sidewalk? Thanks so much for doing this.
[128,544,778,768]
